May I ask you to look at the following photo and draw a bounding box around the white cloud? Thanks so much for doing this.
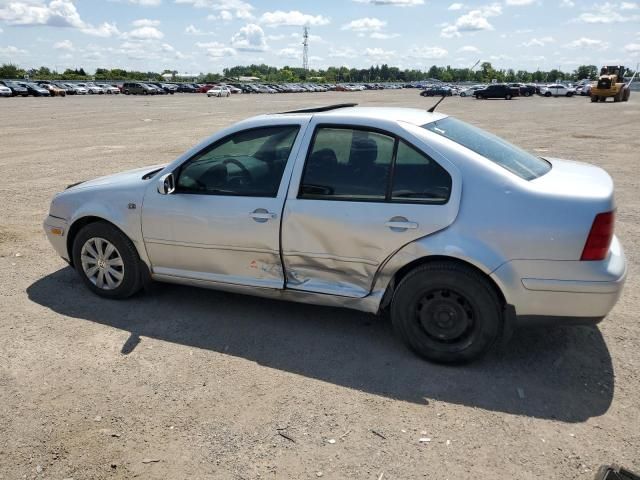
[458,45,481,53]
[505,0,536,5]
[127,0,162,5]
[621,1,639,8]
[441,3,502,37]
[196,40,236,57]
[521,36,553,47]
[564,37,608,49]
[342,17,386,32]
[370,32,400,39]
[448,3,464,10]
[407,45,448,59]
[328,46,357,58]
[0,45,28,55]
[277,47,299,58]
[260,10,330,27]
[353,0,424,5]
[185,24,216,35]
[576,3,640,23]
[207,10,233,21]
[560,0,575,6]
[230,23,267,51]
[125,25,164,39]
[365,47,396,59]
[175,0,254,19]
[131,18,160,27]
[53,39,73,50]
[624,42,640,52]
[0,0,120,37]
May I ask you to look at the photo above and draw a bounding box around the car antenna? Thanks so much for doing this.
[427,94,447,113]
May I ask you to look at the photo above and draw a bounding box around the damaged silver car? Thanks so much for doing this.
[44,104,626,363]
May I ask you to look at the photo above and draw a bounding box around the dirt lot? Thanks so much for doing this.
[0,90,638,479]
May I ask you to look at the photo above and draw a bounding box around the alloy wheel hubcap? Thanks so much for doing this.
[80,237,124,290]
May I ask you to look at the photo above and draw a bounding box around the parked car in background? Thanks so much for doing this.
[576,83,592,96]
[222,84,241,94]
[540,84,575,97]
[96,83,121,94]
[19,82,50,96]
[508,83,535,97]
[207,86,231,97]
[77,83,104,94]
[420,86,453,97]
[122,82,156,95]
[0,80,28,97]
[39,83,66,97]
[65,83,87,95]
[0,84,12,97]
[143,83,164,95]
[474,84,519,100]
[459,85,486,97]
[43,104,626,364]
[176,83,197,93]
[51,82,75,95]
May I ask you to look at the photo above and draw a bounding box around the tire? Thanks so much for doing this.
[391,261,503,364]
[545,92,552,97]
[460,92,466,97]
[566,92,573,97]
[72,221,143,299]
[505,94,512,100]
[143,90,148,95]
[590,95,598,102]
[124,90,130,95]
[524,91,531,97]
[623,87,631,102]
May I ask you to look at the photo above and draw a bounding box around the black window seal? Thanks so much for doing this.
[297,123,452,205]
[174,124,301,199]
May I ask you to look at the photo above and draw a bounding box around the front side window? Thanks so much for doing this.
[300,127,394,200]
[177,125,299,197]
[423,117,551,180]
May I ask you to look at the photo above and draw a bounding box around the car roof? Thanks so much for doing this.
[266,106,447,126]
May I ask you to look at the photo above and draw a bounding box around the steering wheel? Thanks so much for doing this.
[223,158,252,184]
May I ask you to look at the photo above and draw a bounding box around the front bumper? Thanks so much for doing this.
[492,236,626,325]
[43,215,70,262]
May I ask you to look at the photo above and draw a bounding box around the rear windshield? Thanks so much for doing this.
[423,117,551,180]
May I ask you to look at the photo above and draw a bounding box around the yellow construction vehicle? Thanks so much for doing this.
[590,65,632,102]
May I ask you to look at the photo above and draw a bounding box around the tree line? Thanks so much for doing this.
[1,62,631,83]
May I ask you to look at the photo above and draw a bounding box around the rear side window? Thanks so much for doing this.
[300,128,394,201]
[299,126,451,204]
[423,117,551,180]
[392,141,451,203]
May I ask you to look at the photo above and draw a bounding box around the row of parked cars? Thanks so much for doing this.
[419,82,591,100]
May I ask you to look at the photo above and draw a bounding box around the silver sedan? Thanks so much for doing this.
[43,105,626,363]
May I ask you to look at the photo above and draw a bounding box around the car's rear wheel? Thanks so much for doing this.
[391,262,502,363]
[545,92,552,97]
[524,91,531,97]
[72,221,142,299]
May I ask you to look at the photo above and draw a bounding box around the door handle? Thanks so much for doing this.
[250,210,277,222]
[385,217,418,231]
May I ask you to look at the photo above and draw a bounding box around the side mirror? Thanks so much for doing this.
[157,173,176,195]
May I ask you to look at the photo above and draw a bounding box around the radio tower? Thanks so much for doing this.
[302,26,309,71]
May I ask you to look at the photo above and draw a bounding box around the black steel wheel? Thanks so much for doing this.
[391,261,503,363]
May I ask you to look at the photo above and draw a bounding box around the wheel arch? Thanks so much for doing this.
[66,216,127,267]
[379,254,507,312]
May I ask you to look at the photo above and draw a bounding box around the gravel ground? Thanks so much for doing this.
[0,90,638,480]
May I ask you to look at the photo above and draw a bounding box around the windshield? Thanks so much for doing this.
[423,117,551,180]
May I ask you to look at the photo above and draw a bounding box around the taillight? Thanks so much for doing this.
[581,211,615,261]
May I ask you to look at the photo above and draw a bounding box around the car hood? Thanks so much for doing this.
[66,164,166,191]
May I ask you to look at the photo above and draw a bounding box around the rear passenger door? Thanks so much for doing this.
[281,122,457,298]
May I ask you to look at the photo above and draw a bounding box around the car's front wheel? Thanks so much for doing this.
[391,261,502,363]
[545,92,552,97]
[72,221,142,299]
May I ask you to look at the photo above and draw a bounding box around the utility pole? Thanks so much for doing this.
[302,26,309,72]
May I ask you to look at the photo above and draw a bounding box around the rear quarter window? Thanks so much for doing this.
[423,117,551,180]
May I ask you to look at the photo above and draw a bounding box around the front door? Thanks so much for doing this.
[281,123,457,297]
[142,124,303,289]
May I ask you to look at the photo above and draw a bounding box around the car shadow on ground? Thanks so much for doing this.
[27,267,614,423]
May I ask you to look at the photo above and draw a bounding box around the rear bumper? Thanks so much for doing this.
[492,236,626,324]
